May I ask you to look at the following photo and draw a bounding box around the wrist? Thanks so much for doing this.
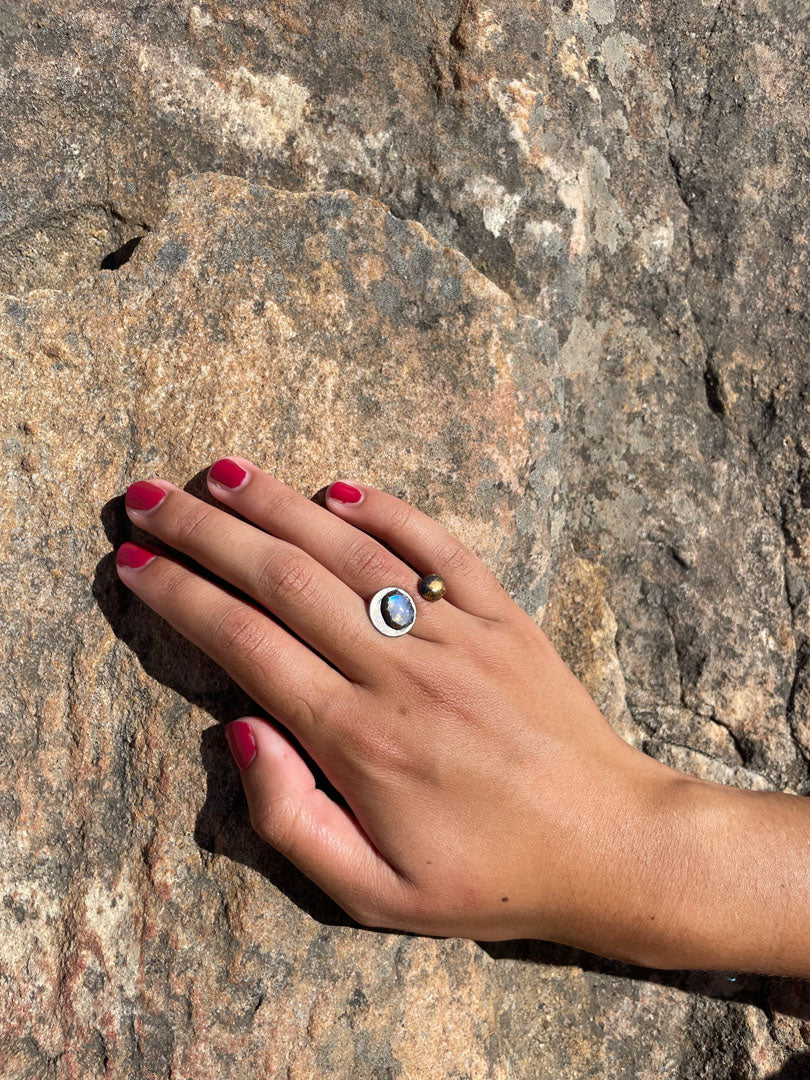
[524,744,698,965]
[595,769,713,970]
[586,768,810,975]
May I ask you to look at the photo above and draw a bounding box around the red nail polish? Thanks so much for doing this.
[226,721,257,772]
[209,458,248,489]
[116,542,156,569]
[328,481,363,504]
[125,480,167,512]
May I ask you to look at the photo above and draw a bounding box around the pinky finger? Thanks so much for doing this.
[224,717,409,928]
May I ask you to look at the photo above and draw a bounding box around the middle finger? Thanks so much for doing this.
[124,479,386,682]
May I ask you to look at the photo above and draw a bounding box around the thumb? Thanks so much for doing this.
[224,717,408,928]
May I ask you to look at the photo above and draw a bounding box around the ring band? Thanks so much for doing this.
[369,587,417,636]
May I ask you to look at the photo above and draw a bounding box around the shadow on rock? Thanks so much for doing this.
[93,480,359,932]
[765,1053,810,1078]
[478,939,810,1021]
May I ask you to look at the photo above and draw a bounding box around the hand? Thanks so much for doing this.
[115,458,810,975]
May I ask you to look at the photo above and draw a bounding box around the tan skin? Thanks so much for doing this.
[115,457,810,976]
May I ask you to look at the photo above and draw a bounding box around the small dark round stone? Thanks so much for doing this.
[419,574,446,601]
[380,589,415,630]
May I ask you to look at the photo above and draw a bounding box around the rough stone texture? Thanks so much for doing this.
[0,172,562,1078]
[1,1,810,1077]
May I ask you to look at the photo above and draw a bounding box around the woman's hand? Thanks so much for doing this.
[115,458,810,975]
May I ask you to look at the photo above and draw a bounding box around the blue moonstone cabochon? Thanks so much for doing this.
[380,589,416,630]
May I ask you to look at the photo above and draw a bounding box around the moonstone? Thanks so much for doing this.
[380,590,415,630]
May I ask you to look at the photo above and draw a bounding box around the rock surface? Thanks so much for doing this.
[0,171,562,1078]
[2,1,810,1077]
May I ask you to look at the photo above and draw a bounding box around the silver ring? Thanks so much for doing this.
[368,587,417,637]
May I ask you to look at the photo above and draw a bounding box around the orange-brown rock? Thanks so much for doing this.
[0,172,562,1078]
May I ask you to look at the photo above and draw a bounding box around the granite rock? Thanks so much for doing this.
[0,171,562,1078]
[2,0,810,1076]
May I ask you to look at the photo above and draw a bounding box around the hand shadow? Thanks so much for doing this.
[94,472,810,1021]
[477,938,810,1022]
[92,470,359,930]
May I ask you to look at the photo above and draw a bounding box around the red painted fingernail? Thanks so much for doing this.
[226,721,257,772]
[328,481,363,504]
[125,480,167,512]
[209,458,249,489]
[116,542,157,570]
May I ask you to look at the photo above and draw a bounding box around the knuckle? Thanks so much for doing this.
[172,503,214,548]
[290,692,322,735]
[261,485,301,522]
[385,499,415,535]
[344,872,396,929]
[415,678,459,716]
[353,721,412,776]
[380,890,421,930]
[250,792,300,854]
[345,894,389,929]
[474,638,511,676]
[403,659,470,716]
[341,538,393,583]
[349,877,422,931]
[433,535,474,576]
[258,552,318,604]
[212,607,272,668]
[157,564,191,607]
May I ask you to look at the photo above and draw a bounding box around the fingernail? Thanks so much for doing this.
[226,720,257,772]
[209,458,249,490]
[328,481,363,505]
[116,542,157,570]
[125,480,167,512]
